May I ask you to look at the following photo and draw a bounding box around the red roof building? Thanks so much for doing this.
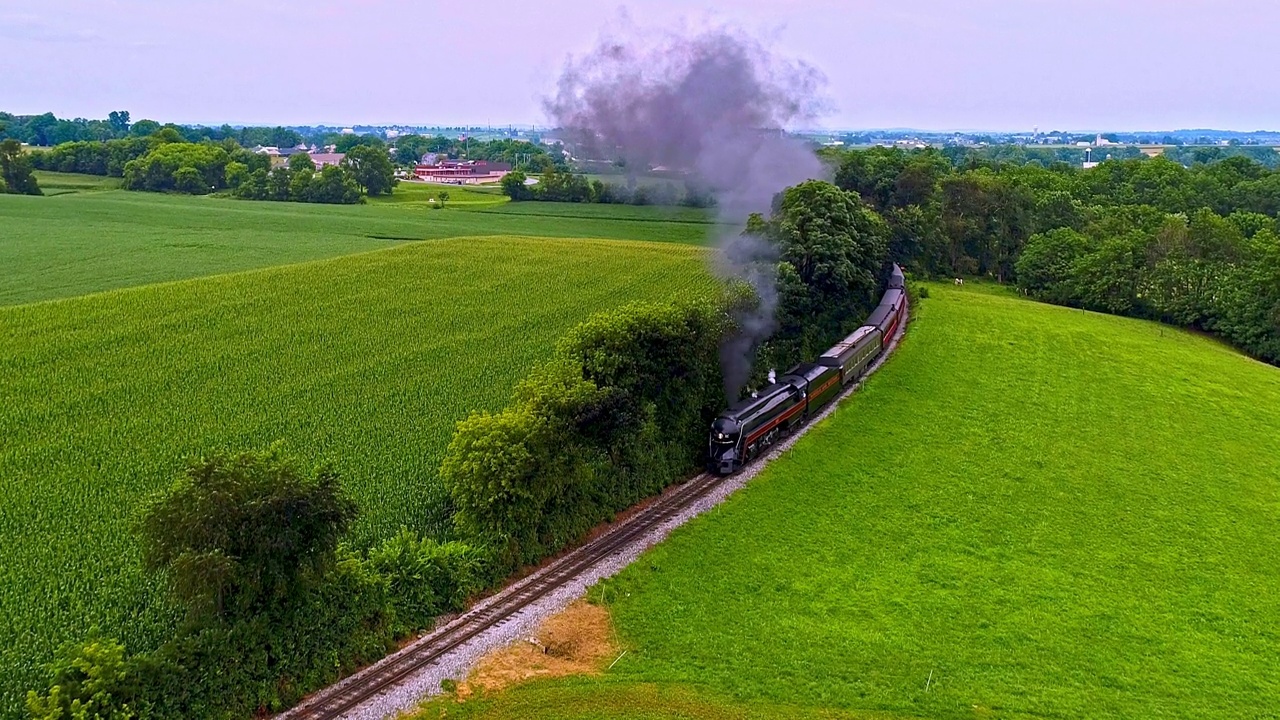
[412,159,512,185]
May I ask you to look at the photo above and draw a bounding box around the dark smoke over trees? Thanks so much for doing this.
[545,23,831,398]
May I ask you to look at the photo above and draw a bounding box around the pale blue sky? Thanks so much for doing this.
[2,0,1275,131]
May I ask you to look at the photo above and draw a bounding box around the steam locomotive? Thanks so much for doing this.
[708,265,907,475]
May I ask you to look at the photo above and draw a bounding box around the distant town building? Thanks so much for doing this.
[251,145,345,169]
[309,153,346,168]
[412,159,512,185]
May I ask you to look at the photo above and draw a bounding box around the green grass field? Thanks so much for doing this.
[412,680,887,719]
[31,170,122,195]
[369,180,507,207]
[476,200,713,224]
[462,284,1280,719]
[0,236,713,716]
[0,176,710,305]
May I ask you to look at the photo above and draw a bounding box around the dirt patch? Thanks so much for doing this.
[455,601,619,699]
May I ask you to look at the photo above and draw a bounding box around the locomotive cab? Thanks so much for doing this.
[708,417,743,474]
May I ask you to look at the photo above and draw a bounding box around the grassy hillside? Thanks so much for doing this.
[0,182,712,305]
[0,237,712,716]
[469,284,1280,719]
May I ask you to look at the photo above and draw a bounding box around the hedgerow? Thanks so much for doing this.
[443,298,736,570]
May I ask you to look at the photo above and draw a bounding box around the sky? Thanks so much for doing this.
[2,0,1277,132]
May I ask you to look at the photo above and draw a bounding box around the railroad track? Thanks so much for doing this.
[283,296,910,720]
[282,468,726,720]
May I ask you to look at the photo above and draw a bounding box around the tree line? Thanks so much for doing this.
[501,168,716,208]
[824,147,1280,365]
[228,146,395,204]
[25,127,396,203]
[1,110,314,150]
[390,135,565,172]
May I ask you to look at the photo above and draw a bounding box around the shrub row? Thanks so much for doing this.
[442,297,739,571]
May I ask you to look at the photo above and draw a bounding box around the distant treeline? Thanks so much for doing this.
[937,143,1280,169]
[501,169,716,208]
[27,128,395,203]
[825,146,1280,365]
[1,110,313,149]
[2,110,564,175]
[389,135,565,172]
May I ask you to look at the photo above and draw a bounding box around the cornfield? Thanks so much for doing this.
[0,235,712,715]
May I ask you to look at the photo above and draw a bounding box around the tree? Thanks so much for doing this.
[139,447,356,621]
[0,139,42,195]
[752,180,890,366]
[1015,228,1092,305]
[150,126,183,144]
[120,142,230,194]
[173,165,205,194]
[26,112,57,145]
[128,119,161,137]
[334,134,385,153]
[435,190,449,207]
[287,152,316,201]
[307,164,363,204]
[107,110,131,135]
[501,170,533,200]
[224,161,249,189]
[342,144,395,196]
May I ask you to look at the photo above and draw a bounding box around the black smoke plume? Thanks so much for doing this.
[545,21,828,400]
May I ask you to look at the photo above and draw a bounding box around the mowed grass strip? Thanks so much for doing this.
[0,181,710,305]
[593,284,1280,719]
[0,236,712,716]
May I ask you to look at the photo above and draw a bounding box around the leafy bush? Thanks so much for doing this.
[367,531,492,634]
[139,448,357,622]
[442,362,611,569]
[135,552,394,719]
[29,450,396,720]
[25,638,137,720]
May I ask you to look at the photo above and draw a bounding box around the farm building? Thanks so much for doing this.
[412,159,512,185]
